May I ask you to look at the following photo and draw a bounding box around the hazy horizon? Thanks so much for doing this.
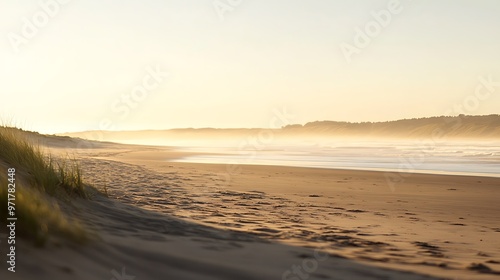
[3,2,500,279]
[2,0,500,134]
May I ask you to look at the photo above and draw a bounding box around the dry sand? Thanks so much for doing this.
[3,140,500,280]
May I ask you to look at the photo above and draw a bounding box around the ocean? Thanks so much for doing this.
[170,140,500,178]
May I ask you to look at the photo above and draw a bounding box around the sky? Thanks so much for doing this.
[1,0,500,134]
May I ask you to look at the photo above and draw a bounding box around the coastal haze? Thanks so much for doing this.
[62,115,500,178]
[2,1,500,280]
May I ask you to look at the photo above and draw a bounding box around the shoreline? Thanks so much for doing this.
[11,143,500,279]
[106,146,500,180]
[171,159,500,180]
[76,142,500,179]
[104,146,500,278]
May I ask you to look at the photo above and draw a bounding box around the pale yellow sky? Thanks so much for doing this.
[1,0,500,133]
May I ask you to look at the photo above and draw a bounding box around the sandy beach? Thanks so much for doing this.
[4,1,500,278]
[3,139,498,280]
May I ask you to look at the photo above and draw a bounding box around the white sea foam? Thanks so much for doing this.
[171,140,500,178]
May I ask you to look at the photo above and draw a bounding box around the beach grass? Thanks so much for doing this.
[0,126,86,198]
[0,176,87,246]
[0,126,89,245]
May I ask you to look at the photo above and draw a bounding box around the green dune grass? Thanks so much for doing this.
[0,126,86,197]
[0,126,89,245]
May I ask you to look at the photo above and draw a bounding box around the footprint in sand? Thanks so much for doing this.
[468,263,500,275]
[413,242,446,258]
